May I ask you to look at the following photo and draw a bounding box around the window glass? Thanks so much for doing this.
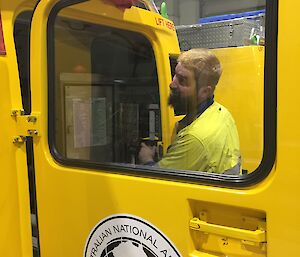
[166,0,266,174]
[50,0,275,181]
[52,15,160,165]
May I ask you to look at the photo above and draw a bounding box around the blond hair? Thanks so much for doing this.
[178,48,222,89]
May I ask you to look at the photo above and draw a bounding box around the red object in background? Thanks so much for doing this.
[109,0,137,8]
[0,14,6,55]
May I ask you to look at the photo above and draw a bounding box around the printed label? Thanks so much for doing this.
[84,214,182,257]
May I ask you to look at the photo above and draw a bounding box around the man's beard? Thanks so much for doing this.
[168,90,189,115]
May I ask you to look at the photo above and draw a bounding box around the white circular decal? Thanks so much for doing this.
[84,214,182,257]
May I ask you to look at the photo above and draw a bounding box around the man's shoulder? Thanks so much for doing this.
[188,102,236,138]
[196,101,233,123]
[209,101,230,114]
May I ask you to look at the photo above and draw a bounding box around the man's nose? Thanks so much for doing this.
[170,76,177,89]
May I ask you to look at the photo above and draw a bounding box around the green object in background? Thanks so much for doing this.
[250,35,260,45]
[161,2,169,19]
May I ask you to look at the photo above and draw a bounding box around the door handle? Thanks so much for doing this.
[190,218,266,243]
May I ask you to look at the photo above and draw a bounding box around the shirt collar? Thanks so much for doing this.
[177,96,214,133]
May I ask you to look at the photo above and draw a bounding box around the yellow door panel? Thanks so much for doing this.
[29,1,271,257]
[23,1,300,257]
[0,3,34,256]
[0,59,30,257]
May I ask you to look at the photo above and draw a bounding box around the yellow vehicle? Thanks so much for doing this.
[2,0,299,256]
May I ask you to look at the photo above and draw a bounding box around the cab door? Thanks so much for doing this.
[29,0,277,257]
[30,0,183,256]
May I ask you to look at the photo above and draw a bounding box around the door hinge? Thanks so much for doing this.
[11,109,41,144]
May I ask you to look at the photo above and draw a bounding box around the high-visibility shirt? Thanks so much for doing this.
[158,102,240,173]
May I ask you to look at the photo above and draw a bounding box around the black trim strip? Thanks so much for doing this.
[30,3,42,257]
[30,2,42,255]
[240,0,278,185]
[14,11,33,114]
[26,137,41,257]
[47,0,278,187]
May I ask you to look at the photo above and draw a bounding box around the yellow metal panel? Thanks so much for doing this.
[25,1,300,257]
[0,60,23,257]
[0,27,32,257]
[29,1,269,257]
[2,0,299,257]
[30,4,270,257]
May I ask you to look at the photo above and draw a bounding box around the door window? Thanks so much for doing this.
[48,0,277,185]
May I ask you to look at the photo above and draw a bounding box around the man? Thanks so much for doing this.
[139,48,241,174]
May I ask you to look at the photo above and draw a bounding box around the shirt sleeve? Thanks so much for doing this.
[158,133,208,171]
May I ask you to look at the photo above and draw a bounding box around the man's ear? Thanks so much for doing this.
[206,85,213,95]
[197,84,213,103]
[204,85,216,98]
[201,85,212,98]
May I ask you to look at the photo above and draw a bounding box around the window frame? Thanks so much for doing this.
[47,0,277,187]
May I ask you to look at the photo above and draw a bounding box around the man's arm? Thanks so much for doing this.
[138,133,207,171]
[158,133,207,171]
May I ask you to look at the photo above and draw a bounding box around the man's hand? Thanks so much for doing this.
[138,142,156,164]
